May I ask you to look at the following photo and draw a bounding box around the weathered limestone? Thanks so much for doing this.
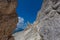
[0,0,18,40]
[13,22,41,40]
[36,0,60,40]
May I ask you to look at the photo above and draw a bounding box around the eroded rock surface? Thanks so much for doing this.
[0,0,18,40]
[36,0,60,40]
[13,22,41,40]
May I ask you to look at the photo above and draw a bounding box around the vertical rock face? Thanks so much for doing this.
[36,0,60,40]
[0,0,18,40]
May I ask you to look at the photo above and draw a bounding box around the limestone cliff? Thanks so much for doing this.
[36,0,60,40]
[13,0,60,40]
[0,0,18,40]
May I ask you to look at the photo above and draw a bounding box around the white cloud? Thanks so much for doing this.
[16,17,27,29]
[17,17,24,25]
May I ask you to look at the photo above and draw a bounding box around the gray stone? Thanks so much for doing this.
[36,0,60,40]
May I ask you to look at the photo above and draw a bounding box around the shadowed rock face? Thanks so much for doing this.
[0,0,18,40]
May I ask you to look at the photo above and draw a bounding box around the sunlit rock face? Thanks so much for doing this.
[13,23,41,40]
[13,0,60,40]
[36,0,60,40]
[0,0,18,40]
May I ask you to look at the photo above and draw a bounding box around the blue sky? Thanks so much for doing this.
[14,0,43,33]
[16,0,43,23]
